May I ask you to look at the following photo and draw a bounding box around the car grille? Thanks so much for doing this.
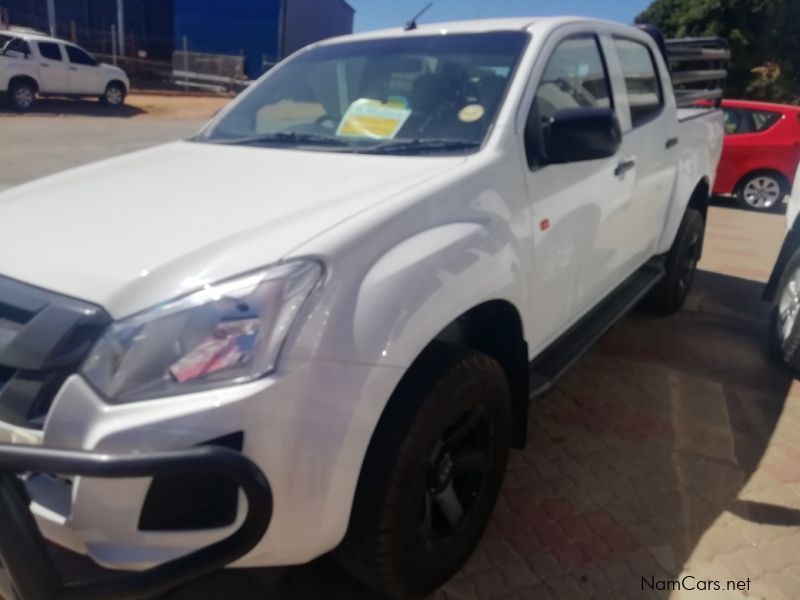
[0,275,110,429]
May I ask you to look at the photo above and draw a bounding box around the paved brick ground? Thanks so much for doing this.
[159,202,799,600]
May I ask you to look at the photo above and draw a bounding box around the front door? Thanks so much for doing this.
[521,32,635,353]
[65,45,104,94]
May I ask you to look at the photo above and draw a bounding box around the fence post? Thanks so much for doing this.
[116,0,125,57]
[46,0,56,36]
[69,20,77,43]
[111,23,117,66]
[182,36,189,91]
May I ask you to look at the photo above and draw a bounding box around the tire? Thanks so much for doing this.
[768,246,800,374]
[737,171,787,212]
[644,208,705,314]
[336,342,512,599]
[8,80,36,112]
[100,82,126,106]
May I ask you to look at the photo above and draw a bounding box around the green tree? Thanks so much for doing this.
[636,0,799,103]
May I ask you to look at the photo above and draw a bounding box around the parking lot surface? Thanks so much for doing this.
[1,104,798,599]
[0,94,229,192]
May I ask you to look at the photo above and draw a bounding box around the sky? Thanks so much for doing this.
[348,0,653,33]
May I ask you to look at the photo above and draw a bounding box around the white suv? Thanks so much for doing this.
[0,30,129,111]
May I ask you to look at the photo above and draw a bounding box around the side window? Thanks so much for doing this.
[751,110,782,132]
[723,108,781,135]
[613,38,663,127]
[724,108,753,134]
[37,42,63,62]
[66,45,96,66]
[534,35,612,124]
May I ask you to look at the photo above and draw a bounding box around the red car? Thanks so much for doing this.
[713,99,800,211]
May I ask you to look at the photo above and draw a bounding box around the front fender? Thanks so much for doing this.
[271,219,526,556]
[337,221,524,368]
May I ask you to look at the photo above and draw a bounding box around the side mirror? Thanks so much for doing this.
[541,108,621,164]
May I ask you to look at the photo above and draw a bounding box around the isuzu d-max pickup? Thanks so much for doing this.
[0,17,727,600]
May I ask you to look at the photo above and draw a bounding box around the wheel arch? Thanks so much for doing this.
[688,177,711,221]
[107,79,127,93]
[8,75,39,93]
[659,176,711,257]
[433,300,529,448]
[765,223,800,302]
[687,177,710,259]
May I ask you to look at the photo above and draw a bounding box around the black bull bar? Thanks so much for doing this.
[0,443,272,600]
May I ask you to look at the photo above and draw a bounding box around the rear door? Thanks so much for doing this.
[520,29,635,350]
[33,41,68,93]
[64,45,104,94]
[603,34,678,266]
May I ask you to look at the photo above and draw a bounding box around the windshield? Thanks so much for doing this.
[0,36,29,57]
[198,32,529,156]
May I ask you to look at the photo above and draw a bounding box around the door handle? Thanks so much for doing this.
[69,67,78,71]
[666,137,679,149]
[39,63,49,68]
[614,159,636,177]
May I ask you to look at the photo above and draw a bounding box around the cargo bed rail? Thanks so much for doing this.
[639,26,731,108]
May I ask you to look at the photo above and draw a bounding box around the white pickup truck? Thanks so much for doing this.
[0,17,726,600]
[0,30,129,111]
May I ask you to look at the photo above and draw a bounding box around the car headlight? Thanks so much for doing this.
[81,261,322,404]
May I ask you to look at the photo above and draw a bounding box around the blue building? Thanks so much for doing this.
[0,0,354,79]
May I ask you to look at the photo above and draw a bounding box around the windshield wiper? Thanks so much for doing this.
[363,138,480,155]
[206,132,350,148]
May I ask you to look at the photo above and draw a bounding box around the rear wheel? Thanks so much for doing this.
[737,171,787,212]
[768,246,800,373]
[336,342,512,598]
[8,80,36,112]
[643,208,705,314]
[100,82,126,106]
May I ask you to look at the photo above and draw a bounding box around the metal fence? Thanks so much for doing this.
[0,8,277,92]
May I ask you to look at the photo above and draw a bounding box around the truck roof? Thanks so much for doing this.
[322,16,625,44]
[1,29,64,44]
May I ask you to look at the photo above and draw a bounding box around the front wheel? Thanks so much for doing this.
[643,208,705,314]
[336,342,512,598]
[737,171,787,212]
[768,246,800,374]
[100,82,126,106]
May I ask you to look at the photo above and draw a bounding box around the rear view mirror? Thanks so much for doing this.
[543,108,621,164]
[389,56,424,73]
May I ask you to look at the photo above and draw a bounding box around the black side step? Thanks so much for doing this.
[529,260,665,396]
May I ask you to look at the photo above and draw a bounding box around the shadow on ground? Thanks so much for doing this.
[48,269,795,599]
[0,96,145,118]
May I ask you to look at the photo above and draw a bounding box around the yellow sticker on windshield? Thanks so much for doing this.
[337,98,412,139]
[459,104,485,123]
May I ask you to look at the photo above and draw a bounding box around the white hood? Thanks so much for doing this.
[0,141,464,318]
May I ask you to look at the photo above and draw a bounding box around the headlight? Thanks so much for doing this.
[81,261,322,404]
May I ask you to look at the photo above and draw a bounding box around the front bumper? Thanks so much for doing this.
[0,444,271,600]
